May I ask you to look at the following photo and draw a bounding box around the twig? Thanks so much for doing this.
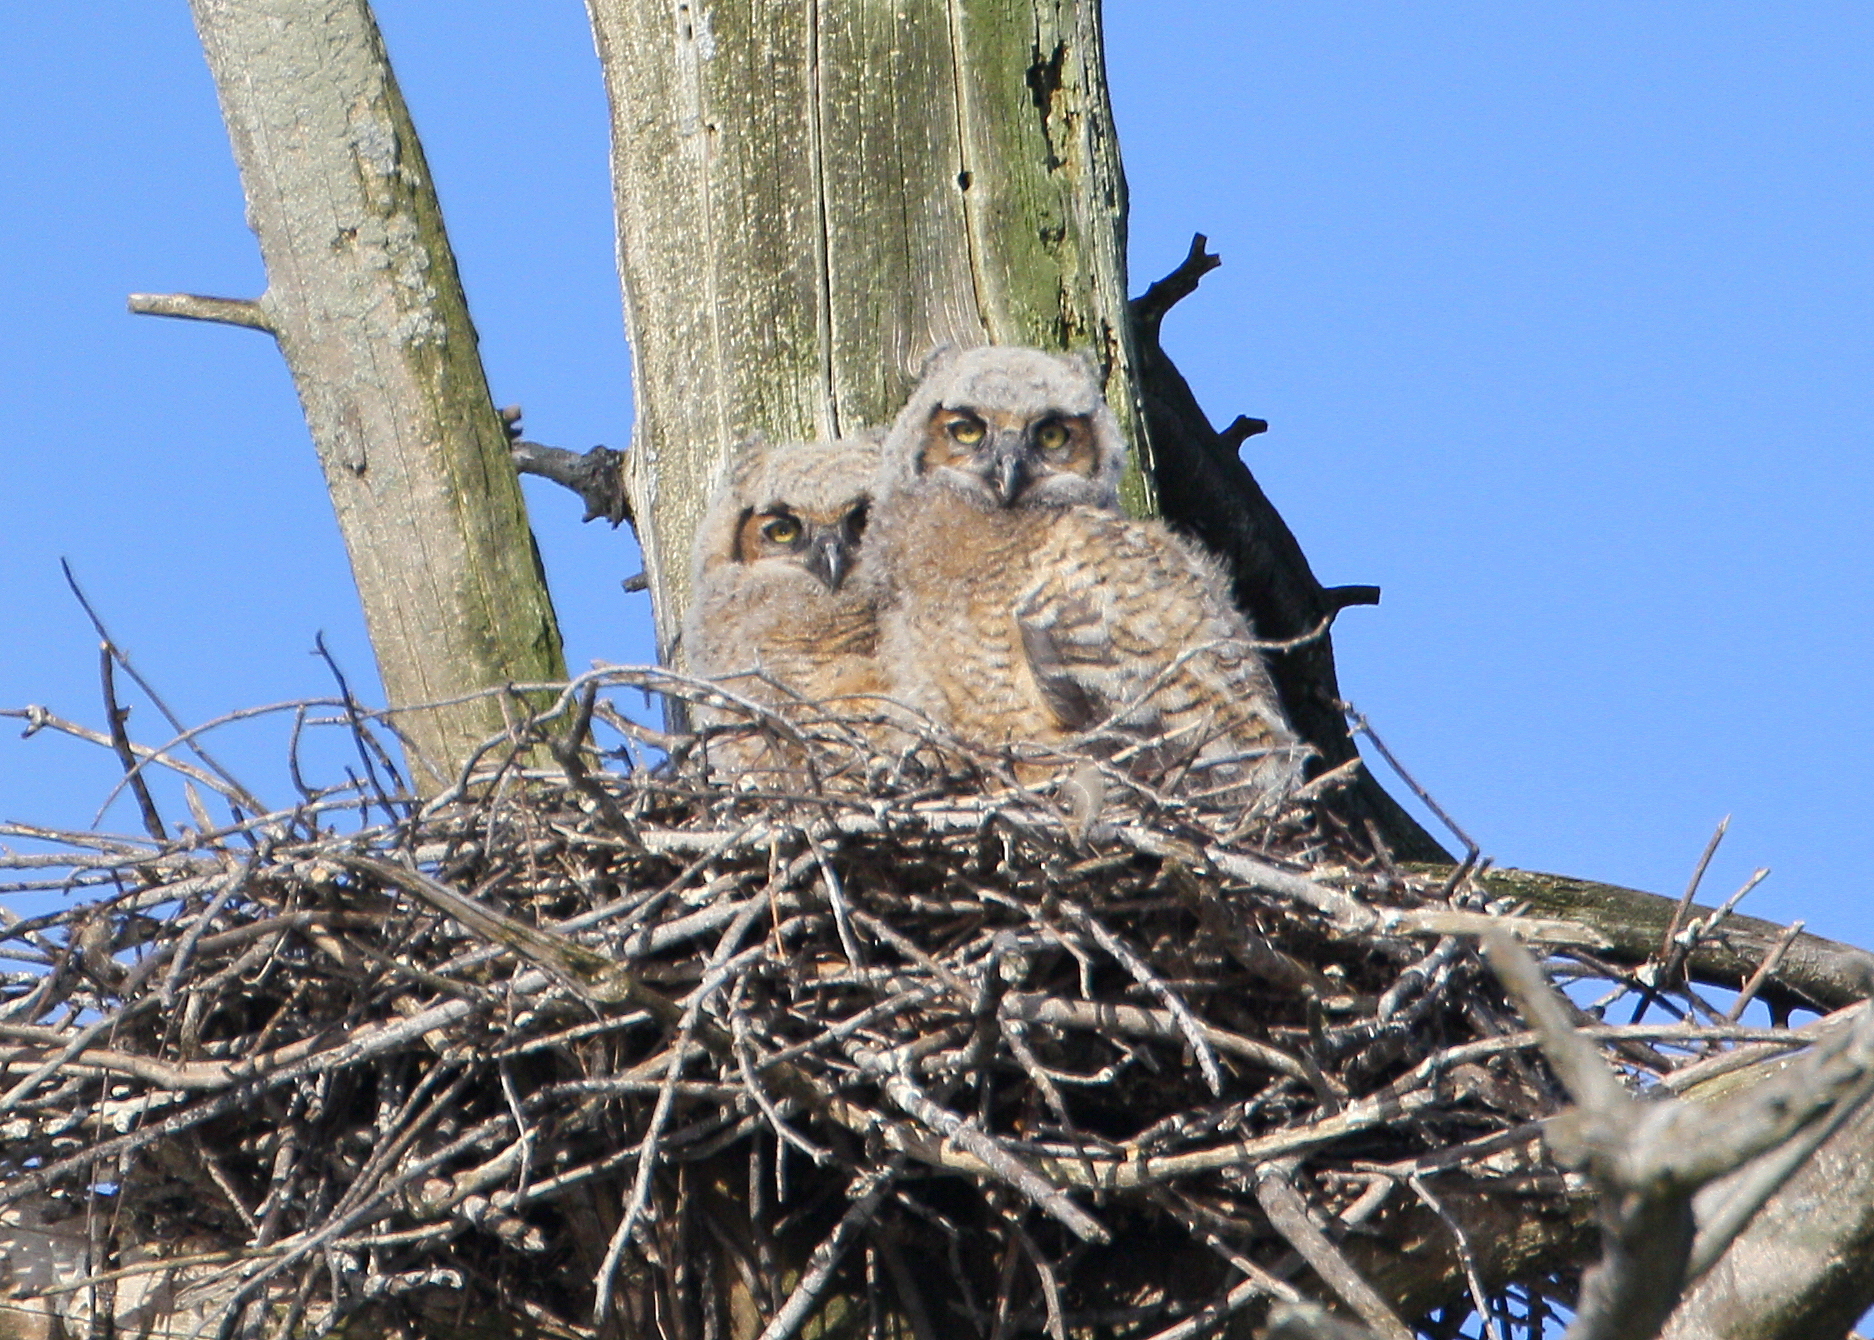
[1253,1165,1413,1340]
[62,559,265,814]
[595,897,768,1321]
[1629,817,1732,1023]
[1264,1303,1384,1340]
[1056,900,1224,1095]
[1345,706,1478,862]
[752,1164,899,1340]
[312,631,407,823]
[1407,1172,1503,1340]
[1131,233,1222,337]
[1725,920,1804,1024]
[1661,817,1730,959]
[1483,928,1874,1340]
[855,1044,1109,1244]
[99,646,167,842]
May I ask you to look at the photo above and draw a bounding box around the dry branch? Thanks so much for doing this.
[1483,931,1874,1340]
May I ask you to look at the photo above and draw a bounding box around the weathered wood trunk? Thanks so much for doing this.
[1660,1063,1874,1340]
[140,0,567,790]
[584,0,1145,662]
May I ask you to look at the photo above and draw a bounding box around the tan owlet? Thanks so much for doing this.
[682,437,889,779]
[868,345,1307,805]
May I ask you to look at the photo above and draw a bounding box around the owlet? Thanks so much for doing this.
[869,345,1306,805]
[683,436,889,779]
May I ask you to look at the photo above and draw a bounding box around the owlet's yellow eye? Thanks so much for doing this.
[946,414,986,446]
[762,516,803,545]
[1034,420,1070,452]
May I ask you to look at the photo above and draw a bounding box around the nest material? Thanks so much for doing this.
[0,671,1814,1340]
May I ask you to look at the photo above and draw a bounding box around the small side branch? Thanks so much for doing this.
[1323,585,1382,612]
[127,292,274,333]
[510,439,634,529]
[1131,233,1221,338]
[1218,414,1268,449]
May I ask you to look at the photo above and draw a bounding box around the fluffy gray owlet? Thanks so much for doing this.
[683,437,889,779]
[869,345,1306,804]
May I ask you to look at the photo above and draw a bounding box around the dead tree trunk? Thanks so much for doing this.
[135,0,567,791]
[583,0,1145,663]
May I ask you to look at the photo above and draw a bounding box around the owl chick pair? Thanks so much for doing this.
[683,346,1307,804]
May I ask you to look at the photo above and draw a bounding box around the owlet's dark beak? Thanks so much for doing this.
[990,435,1028,508]
[801,528,851,591]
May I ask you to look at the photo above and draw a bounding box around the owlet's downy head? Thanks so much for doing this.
[683,435,888,750]
[689,436,880,607]
[880,345,1128,511]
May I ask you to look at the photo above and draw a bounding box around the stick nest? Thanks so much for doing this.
[0,671,1778,1340]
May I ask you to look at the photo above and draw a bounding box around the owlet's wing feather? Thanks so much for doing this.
[1011,510,1306,800]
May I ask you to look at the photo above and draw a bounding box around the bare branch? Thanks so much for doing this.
[511,439,634,528]
[1254,1166,1414,1340]
[1131,233,1223,337]
[127,291,274,332]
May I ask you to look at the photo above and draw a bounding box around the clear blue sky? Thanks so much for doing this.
[3,4,1870,969]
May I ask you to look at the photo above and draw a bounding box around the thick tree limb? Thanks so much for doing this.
[172,0,567,790]
[1464,867,1874,1013]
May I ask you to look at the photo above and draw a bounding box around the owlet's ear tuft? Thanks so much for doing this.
[914,343,960,384]
[720,433,770,492]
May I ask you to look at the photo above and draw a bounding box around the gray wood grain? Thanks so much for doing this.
[182,0,567,789]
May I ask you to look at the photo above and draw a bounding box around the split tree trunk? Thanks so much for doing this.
[136,0,566,791]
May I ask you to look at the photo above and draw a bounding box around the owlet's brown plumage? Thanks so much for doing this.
[869,346,1307,805]
[683,437,889,779]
